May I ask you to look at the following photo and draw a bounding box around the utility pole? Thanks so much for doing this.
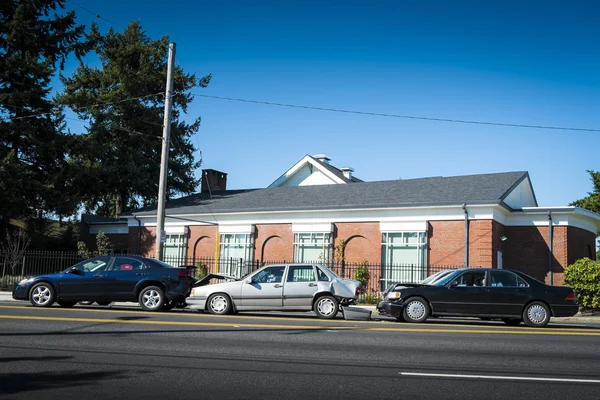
[155,42,176,260]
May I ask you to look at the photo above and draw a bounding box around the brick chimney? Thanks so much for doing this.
[201,169,227,193]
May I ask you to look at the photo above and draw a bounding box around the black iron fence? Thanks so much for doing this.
[0,251,455,302]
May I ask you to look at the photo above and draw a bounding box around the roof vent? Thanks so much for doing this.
[340,167,354,180]
[313,154,331,164]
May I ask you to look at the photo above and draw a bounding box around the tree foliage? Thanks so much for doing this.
[570,170,600,215]
[0,0,88,224]
[564,257,600,310]
[58,21,210,218]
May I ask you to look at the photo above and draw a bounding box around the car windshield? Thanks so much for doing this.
[422,270,451,284]
[430,270,464,286]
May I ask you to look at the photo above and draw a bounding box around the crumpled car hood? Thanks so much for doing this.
[193,273,238,288]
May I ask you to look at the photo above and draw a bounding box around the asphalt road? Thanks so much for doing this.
[1,302,600,400]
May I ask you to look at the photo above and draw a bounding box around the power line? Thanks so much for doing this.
[67,0,126,29]
[190,93,600,133]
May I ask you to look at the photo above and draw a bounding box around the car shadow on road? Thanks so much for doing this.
[0,368,128,395]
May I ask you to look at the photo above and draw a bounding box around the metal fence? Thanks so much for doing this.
[0,251,456,301]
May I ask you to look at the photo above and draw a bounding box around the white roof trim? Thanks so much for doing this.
[164,226,189,235]
[292,222,333,233]
[380,221,427,232]
[268,155,345,188]
[218,224,255,234]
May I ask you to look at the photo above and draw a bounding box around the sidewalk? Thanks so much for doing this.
[2,291,599,324]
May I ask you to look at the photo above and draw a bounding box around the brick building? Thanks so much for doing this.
[82,154,600,286]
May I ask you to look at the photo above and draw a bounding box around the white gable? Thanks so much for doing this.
[503,176,537,209]
[269,155,346,188]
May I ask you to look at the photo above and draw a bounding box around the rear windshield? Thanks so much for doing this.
[151,259,176,268]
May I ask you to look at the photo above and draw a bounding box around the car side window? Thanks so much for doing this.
[78,258,109,273]
[455,271,486,287]
[253,266,286,284]
[113,257,145,271]
[287,266,316,282]
[489,271,528,287]
[316,268,330,282]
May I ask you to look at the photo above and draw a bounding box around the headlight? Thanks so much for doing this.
[387,291,401,300]
[18,278,30,285]
[191,288,196,296]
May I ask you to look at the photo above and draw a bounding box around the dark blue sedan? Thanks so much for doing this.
[12,255,196,311]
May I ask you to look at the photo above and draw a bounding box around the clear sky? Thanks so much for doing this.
[60,0,599,207]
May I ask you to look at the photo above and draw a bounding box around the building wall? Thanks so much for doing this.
[334,222,380,264]
[255,224,294,262]
[502,225,570,285]
[567,226,597,265]
[428,220,465,266]
[188,225,219,268]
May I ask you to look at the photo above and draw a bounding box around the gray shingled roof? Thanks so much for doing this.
[129,171,529,217]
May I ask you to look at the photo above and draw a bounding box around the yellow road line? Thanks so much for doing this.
[2,315,600,336]
[0,305,596,333]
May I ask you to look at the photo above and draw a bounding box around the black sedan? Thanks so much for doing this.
[12,255,196,312]
[377,268,578,327]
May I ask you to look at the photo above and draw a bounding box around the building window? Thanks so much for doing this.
[381,232,427,287]
[220,233,254,261]
[163,234,187,265]
[294,232,332,263]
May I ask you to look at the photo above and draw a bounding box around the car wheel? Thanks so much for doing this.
[138,286,165,312]
[57,301,77,308]
[523,302,550,328]
[96,301,111,306]
[29,283,56,307]
[402,297,429,323]
[314,295,339,319]
[79,301,94,305]
[502,318,522,326]
[207,293,232,315]
[162,300,176,312]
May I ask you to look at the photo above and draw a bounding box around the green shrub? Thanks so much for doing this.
[564,257,600,309]
[360,294,381,304]
[353,261,370,293]
[196,262,208,280]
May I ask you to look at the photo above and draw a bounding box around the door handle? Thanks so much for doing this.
[136,273,144,276]
[308,283,317,287]
[274,284,283,288]
[94,274,103,278]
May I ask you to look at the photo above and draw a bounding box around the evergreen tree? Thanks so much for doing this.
[0,0,87,224]
[58,21,210,218]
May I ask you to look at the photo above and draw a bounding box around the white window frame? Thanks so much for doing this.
[381,231,428,287]
[293,232,332,263]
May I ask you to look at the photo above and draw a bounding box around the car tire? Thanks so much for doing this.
[29,282,56,307]
[96,301,111,306]
[162,300,176,312]
[207,293,232,315]
[522,302,550,328]
[395,314,406,322]
[402,297,430,323]
[314,295,339,319]
[138,286,165,312]
[57,301,77,308]
[502,318,522,326]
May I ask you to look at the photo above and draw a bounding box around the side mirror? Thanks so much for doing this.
[245,278,253,284]
[67,266,83,275]
[448,280,459,288]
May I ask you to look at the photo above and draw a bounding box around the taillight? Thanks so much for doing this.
[178,269,190,278]
[565,292,576,301]
[355,287,360,296]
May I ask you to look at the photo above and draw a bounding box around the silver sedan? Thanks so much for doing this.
[186,263,360,319]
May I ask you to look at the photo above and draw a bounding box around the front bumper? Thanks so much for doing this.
[376,300,405,318]
[12,284,29,300]
[186,296,207,310]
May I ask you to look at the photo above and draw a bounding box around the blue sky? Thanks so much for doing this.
[61,0,599,207]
